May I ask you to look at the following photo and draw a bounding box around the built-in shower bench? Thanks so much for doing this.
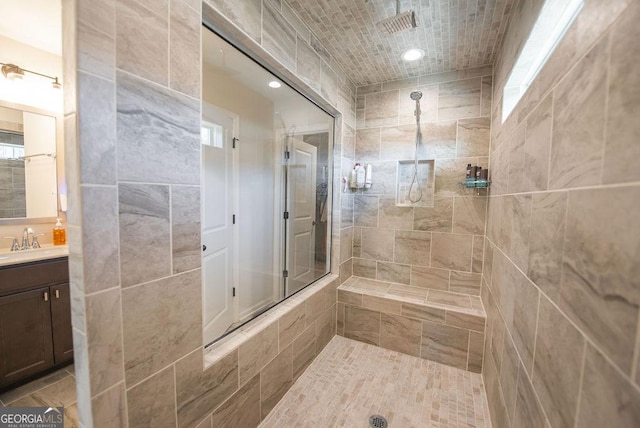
[337,277,486,373]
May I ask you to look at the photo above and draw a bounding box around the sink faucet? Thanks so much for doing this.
[21,227,32,250]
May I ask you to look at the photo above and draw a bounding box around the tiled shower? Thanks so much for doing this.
[58,0,640,427]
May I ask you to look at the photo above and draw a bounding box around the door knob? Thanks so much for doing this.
[202,244,207,252]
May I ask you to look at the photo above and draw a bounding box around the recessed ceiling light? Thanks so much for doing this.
[268,81,282,88]
[401,48,425,61]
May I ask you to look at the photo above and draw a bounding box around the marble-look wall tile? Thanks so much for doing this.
[559,187,640,374]
[91,383,127,427]
[208,0,262,43]
[296,37,321,93]
[421,321,469,370]
[523,93,552,192]
[339,259,353,284]
[410,266,449,290]
[398,85,438,125]
[172,186,201,273]
[81,186,119,293]
[127,367,176,427]
[116,71,200,185]
[279,304,306,348]
[576,344,640,427]
[513,366,549,428]
[176,349,238,427]
[452,197,486,235]
[414,197,453,232]
[355,128,381,161]
[78,0,115,39]
[379,313,421,357]
[361,227,393,262]
[468,331,484,373]
[365,90,399,127]
[394,230,431,266]
[354,195,378,227]
[260,344,293,419]
[170,0,201,98]
[340,227,353,263]
[533,295,585,428]
[511,275,538,376]
[262,2,296,71]
[316,304,336,349]
[509,194,532,273]
[380,124,417,160]
[421,121,457,159]
[527,191,567,300]
[449,271,481,295]
[122,270,201,385]
[211,374,260,427]
[353,258,376,279]
[457,118,490,158]
[116,0,168,85]
[472,235,484,274]
[321,62,338,107]
[238,321,278,386]
[603,2,640,184]
[305,289,326,326]
[438,78,481,120]
[85,289,124,394]
[377,261,411,285]
[343,305,380,346]
[118,183,171,287]
[481,76,493,117]
[378,197,413,230]
[341,193,354,228]
[77,73,116,185]
[431,233,473,271]
[499,335,520,422]
[292,324,317,380]
[549,36,608,189]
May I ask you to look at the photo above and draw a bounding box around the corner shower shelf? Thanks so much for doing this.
[459,180,491,195]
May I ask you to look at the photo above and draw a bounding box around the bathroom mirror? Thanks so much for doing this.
[0,103,61,221]
[202,28,334,345]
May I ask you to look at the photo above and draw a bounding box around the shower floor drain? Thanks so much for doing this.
[369,415,388,428]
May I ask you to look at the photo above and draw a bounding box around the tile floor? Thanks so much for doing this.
[0,365,79,426]
[260,335,491,427]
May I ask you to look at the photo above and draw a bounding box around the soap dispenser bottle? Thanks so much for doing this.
[53,218,66,246]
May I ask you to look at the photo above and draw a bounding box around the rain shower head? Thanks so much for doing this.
[377,1,417,35]
[410,91,423,101]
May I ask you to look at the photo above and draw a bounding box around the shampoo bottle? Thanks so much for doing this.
[356,163,365,188]
[53,218,66,246]
[349,166,357,189]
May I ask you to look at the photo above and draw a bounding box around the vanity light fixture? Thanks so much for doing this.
[268,80,282,88]
[1,63,62,89]
[401,48,424,61]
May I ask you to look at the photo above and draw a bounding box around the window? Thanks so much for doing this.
[502,0,583,122]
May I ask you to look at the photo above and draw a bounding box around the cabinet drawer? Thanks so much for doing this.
[0,257,68,296]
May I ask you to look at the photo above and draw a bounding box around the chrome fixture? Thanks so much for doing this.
[377,0,417,35]
[408,91,423,203]
[3,237,20,252]
[1,63,63,89]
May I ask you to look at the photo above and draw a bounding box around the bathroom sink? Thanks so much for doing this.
[0,245,69,267]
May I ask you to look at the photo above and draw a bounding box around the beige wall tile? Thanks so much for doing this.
[431,233,473,271]
[421,321,469,370]
[211,374,260,428]
[421,121,457,159]
[467,331,484,373]
[513,366,549,428]
[410,266,450,290]
[378,197,413,230]
[344,305,380,346]
[365,90,399,127]
[260,344,293,419]
[549,36,609,189]
[379,313,421,357]
[353,257,376,279]
[92,383,128,428]
[122,270,201,385]
[363,294,401,314]
[499,335,520,422]
[559,187,640,374]
[176,349,238,427]
[394,230,431,266]
[238,321,279,386]
[452,197,487,235]
[262,0,296,71]
[355,128,381,161]
[380,124,418,160]
[401,302,445,323]
[293,324,317,380]
[354,195,378,227]
[449,271,481,295]
[279,304,306,349]
[533,295,585,428]
[472,235,484,274]
[414,197,454,233]
[457,118,490,157]
[127,367,175,427]
[172,185,201,274]
[207,0,262,42]
[361,227,394,261]
[377,261,411,285]
[169,0,201,97]
[340,227,353,263]
[438,78,482,120]
[523,93,552,192]
[296,37,321,92]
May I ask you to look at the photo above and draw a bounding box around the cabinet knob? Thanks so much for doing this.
[43,291,49,302]
[54,289,60,299]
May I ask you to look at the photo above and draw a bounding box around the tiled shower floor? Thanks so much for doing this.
[261,336,491,428]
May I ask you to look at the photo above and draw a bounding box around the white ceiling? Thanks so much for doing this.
[0,0,62,55]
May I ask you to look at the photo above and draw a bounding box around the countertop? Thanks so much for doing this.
[0,244,69,267]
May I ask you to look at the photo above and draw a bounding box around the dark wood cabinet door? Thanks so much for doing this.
[0,287,54,387]
[51,283,73,365]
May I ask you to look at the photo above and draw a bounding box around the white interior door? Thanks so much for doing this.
[286,138,317,295]
[202,104,236,344]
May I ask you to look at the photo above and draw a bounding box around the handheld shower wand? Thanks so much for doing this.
[408,90,423,203]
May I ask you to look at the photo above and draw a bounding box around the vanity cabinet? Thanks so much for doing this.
[0,257,72,389]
